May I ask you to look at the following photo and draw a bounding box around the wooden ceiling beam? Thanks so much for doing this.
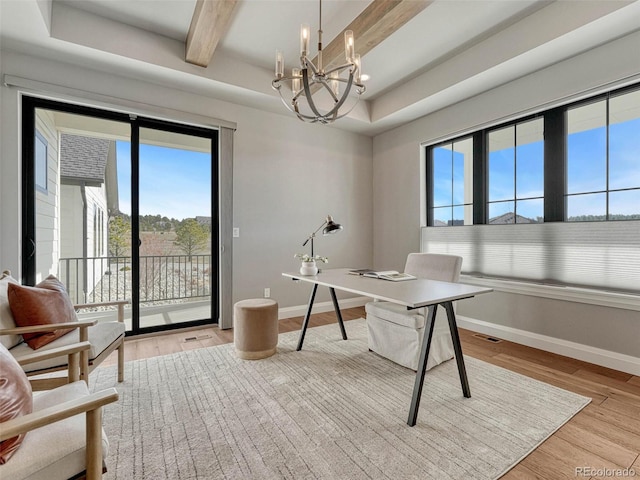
[186,0,238,67]
[313,0,433,73]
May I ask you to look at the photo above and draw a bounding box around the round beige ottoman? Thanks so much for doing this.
[234,298,278,360]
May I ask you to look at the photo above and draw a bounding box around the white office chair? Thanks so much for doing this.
[365,253,462,370]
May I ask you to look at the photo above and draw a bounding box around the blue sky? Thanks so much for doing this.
[567,120,640,216]
[116,142,211,220]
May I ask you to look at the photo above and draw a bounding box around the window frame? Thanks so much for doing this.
[486,115,545,224]
[427,135,474,227]
[425,82,640,226]
[564,89,640,222]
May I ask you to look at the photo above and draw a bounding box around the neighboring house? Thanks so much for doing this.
[58,131,118,303]
[488,212,538,225]
[434,213,537,226]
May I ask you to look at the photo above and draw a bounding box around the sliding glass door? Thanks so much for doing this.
[136,125,215,329]
[22,97,219,335]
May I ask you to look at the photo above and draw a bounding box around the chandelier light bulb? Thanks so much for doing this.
[292,68,301,94]
[300,24,310,56]
[329,72,340,97]
[344,30,355,62]
[354,54,362,84]
[275,50,284,78]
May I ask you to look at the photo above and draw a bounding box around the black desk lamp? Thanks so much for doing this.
[302,215,343,257]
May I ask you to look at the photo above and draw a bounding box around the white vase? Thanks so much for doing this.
[299,260,318,276]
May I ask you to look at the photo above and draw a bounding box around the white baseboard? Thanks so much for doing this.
[278,296,370,320]
[457,315,640,377]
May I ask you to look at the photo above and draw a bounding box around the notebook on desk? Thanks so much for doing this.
[348,269,416,281]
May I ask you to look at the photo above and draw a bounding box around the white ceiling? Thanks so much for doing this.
[1,0,639,136]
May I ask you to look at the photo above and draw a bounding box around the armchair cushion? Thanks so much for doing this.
[1,381,110,480]
[0,274,21,350]
[10,321,125,375]
[8,276,76,350]
[0,345,32,464]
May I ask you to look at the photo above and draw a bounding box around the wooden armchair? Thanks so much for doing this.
[0,271,129,390]
[0,341,118,479]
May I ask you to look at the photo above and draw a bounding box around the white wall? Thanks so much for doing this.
[231,106,373,308]
[0,50,373,316]
[34,108,59,282]
[372,32,640,370]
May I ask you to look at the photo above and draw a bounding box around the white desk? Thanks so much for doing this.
[283,268,493,426]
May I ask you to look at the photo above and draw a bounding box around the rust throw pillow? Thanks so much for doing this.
[0,343,33,464]
[7,275,77,350]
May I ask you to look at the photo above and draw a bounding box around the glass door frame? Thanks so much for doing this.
[21,95,220,335]
[131,118,219,334]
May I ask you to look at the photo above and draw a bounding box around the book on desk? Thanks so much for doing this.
[348,269,416,282]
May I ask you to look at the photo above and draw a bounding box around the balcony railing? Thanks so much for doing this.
[59,255,211,305]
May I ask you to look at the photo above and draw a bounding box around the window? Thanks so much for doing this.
[93,205,98,256]
[35,130,48,193]
[93,207,105,256]
[423,83,640,292]
[487,118,544,224]
[566,88,640,221]
[425,83,639,227]
[101,210,105,256]
[429,137,473,226]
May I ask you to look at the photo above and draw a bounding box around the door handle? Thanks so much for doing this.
[28,238,36,259]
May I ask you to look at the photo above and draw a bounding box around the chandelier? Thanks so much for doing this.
[272,0,366,124]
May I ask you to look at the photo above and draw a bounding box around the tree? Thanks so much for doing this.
[174,218,209,258]
[108,215,131,257]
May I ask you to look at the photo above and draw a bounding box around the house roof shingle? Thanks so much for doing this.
[60,133,110,183]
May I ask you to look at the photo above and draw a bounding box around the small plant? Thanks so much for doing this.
[294,253,328,264]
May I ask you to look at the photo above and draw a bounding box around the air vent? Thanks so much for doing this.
[473,333,503,343]
[183,335,212,343]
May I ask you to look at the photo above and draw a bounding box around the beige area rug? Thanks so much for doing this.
[91,319,590,479]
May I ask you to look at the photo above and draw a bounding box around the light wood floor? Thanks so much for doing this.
[101,307,640,479]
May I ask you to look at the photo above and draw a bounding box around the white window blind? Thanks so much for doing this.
[421,221,640,294]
